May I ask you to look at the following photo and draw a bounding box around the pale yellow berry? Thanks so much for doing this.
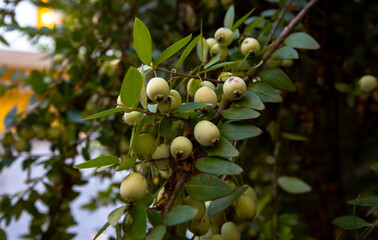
[170,136,193,160]
[215,27,234,47]
[133,134,155,159]
[221,222,240,240]
[194,86,217,109]
[146,77,169,102]
[194,120,220,146]
[122,111,142,125]
[240,37,260,56]
[206,38,217,50]
[218,72,232,82]
[188,215,211,236]
[235,195,256,220]
[359,75,377,92]
[223,76,246,100]
[120,172,147,202]
[210,43,228,61]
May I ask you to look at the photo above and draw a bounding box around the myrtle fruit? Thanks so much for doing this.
[170,136,193,160]
[210,43,228,61]
[359,75,377,92]
[201,80,216,89]
[281,59,294,68]
[240,37,260,56]
[122,111,142,125]
[235,195,256,220]
[221,222,241,240]
[185,196,206,219]
[223,76,246,100]
[194,86,217,109]
[152,144,170,170]
[169,89,182,108]
[158,95,177,114]
[146,77,169,102]
[206,38,217,50]
[133,133,156,159]
[188,215,211,236]
[120,172,147,202]
[218,72,232,82]
[266,58,282,67]
[187,78,201,97]
[211,234,225,240]
[214,27,234,47]
[194,120,220,146]
[244,186,257,202]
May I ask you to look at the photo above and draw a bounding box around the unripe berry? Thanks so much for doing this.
[206,38,217,50]
[185,196,206,219]
[194,86,217,109]
[120,172,147,202]
[170,136,193,160]
[14,139,28,152]
[194,120,220,146]
[211,234,225,240]
[210,43,228,61]
[152,144,170,170]
[188,215,211,236]
[214,27,234,47]
[201,81,216,89]
[266,58,282,67]
[281,59,294,68]
[158,95,177,114]
[240,37,260,56]
[221,222,240,240]
[244,186,257,202]
[187,78,201,97]
[122,111,142,125]
[235,195,256,220]
[218,72,232,82]
[169,89,182,108]
[146,77,169,102]
[359,75,377,92]
[47,127,62,140]
[223,76,246,100]
[133,134,155,159]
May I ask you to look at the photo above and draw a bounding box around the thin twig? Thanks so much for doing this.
[162,171,186,216]
[154,67,222,84]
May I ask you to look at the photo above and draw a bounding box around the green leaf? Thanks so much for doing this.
[129,205,147,239]
[107,205,126,227]
[248,82,282,103]
[196,36,208,62]
[281,132,307,141]
[278,176,312,194]
[208,185,248,216]
[224,5,235,29]
[371,162,378,172]
[204,53,221,69]
[155,34,192,66]
[82,108,127,121]
[121,66,143,107]
[284,32,320,50]
[176,35,201,69]
[116,155,137,171]
[231,9,255,31]
[233,91,265,110]
[332,216,371,230]
[334,83,351,93]
[259,68,295,92]
[73,155,120,169]
[29,71,47,95]
[185,174,234,201]
[244,16,264,33]
[195,157,243,175]
[164,205,198,226]
[0,35,9,46]
[173,102,209,112]
[93,223,110,240]
[221,107,260,120]
[203,137,239,158]
[219,122,262,141]
[4,105,17,128]
[271,46,299,60]
[348,196,378,207]
[134,17,152,65]
[147,225,167,240]
[148,210,164,226]
[199,62,236,74]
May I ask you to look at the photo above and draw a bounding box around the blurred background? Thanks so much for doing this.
[0,0,377,239]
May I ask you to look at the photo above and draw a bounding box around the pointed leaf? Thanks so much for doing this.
[219,122,262,141]
[248,82,282,103]
[116,155,137,171]
[134,18,152,65]
[208,185,248,216]
[196,36,208,62]
[233,91,265,110]
[203,137,239,157]
[82,108,128,121]
[147,225,167,240]
[148,209,164,226]
[176,35,201,69]
[260,67,295,92]
[348,196,378,207]
[332,216,371,230]
[195,157,243,175]
[73,155,120,169]
[204,53,221,69]
[93,223,110,240]
[244,16,264,33]
[271,46,299,60]
[155,34,192,66]
[221,107,260,120]
[164,205,198,226]
[107,205,126,227]
[278,176,312,194]
[121,66,143,107]
[232,8,255,31]
[284,32,320,50]
[224,5,235,29]
[173,102,209,112]
[129,205,147,239]
[185,174,234,201]
[199,61,236,74]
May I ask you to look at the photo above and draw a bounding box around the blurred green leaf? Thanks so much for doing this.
[248,82,282,102]
[73,155,120,169]
[4,105,17,128]
[260,68,296,92]
[232,9,255,31]
[208,185,248,216]
[148,210,164,226]
[82,108,127,120]
[348,196,378,207]
[219,122,262,141]
[199,61,236,74]
[164,205,198,226]
[146,225,166,240]
[332,216,371,230]
[0,228,6,240]
[196,36,208,62]
[120,67,143,107]
[155,34,192,66]
[29,71,47,95]
[176,35,201,69]
[203,137,239,157]
[371,162,378,172]
[195,157,243,175]
[334,83,351,93]
[271,46,299,60]
[278,176,312,194]
[134,17,152,65]
[244,16,264,33]
[107,205,126,227]
[284,32,320,50]
[281,132,307,141]
[129,205,147,239]
[186,174,234,201]
[224,5,235,29]
[221,107,260,120]
[0,35,9,46]
[93,223,110,240]
[204,53,221,69]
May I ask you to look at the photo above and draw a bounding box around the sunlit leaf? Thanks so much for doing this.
[176,35,201,69]
[155,34,192,66]
[134,18,152,65]
[120,67,143,107]
[107,205,126,227]
[224,5,235,29]
[73,155,120,169]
